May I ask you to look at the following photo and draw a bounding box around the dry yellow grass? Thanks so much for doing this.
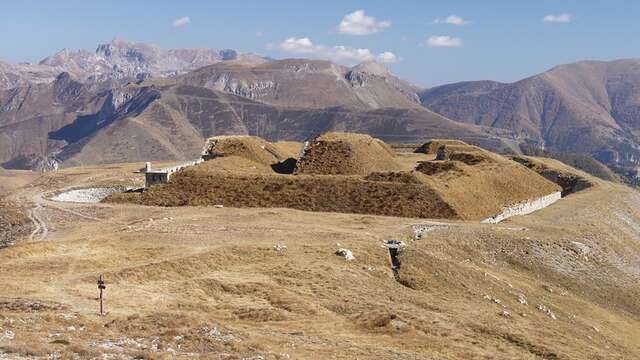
[0,162,639,359]
[418,145,562,219]
[203,135,289,166]
[295,132,402,176]
[0,169,40,196]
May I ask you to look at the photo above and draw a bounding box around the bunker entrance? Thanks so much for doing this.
[386,240,405,277]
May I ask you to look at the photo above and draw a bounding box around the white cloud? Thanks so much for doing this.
[542,14,572,23]
[172,16,191,27]
[279,37,316,53]
[424,35,462,47]
[275,37,397,63]
[337,10,391,35]
[255,31,264,37]
[433,15,470,25]
[377,51,397,63]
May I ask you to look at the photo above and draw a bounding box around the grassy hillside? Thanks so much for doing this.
[0,160,639,358]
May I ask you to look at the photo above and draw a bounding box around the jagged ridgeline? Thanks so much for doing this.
[0,41,516,172]
[106,133,575,221]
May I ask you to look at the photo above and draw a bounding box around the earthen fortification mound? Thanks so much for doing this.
[415,161,462,176]
[416,143,562,219]
[434,143,496,165]
[415,139,468,154]
[510,155,594,196]
[108,135,564,221]
[107,171,459,219]
[295,132,402,175]
[364,171,422,184]
[203,135,286,166]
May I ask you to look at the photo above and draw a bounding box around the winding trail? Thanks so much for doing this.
[22,192,100,243]
[27,203,48,241]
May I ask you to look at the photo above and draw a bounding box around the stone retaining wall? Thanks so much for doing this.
[481,191,562,224]
[145,159,204,188]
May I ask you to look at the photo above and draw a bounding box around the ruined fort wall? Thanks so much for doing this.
[145,159,204,188]
[481,191,562,224]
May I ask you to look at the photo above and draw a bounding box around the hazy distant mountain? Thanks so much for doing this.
[420,59,640,179]
[0,38,268,89]
[175,59,424,109]
[0,70,509,169]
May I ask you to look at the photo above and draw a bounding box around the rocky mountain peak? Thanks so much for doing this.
[2,39,269,91]
[351,61,390,76]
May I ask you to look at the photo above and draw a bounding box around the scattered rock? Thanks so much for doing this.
[499,310,511,317]
[518,294,528,305]
[200,326,238,342]
[484,295,502,305]
[412,224,449,240]
[570,241,591,255]
[389,318,410,331]
[537,304,557,320]
[0,330,15,341]
[335,248,355,261]
[504,227,528,231]
[214,204,224,208]
[0,299,66,312]
[273,244,287,252]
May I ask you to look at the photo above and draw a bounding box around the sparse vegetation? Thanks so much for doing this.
[519,143,621,182]
[0,155,639,359]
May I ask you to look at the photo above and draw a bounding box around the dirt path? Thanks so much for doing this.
[27,203,48,241]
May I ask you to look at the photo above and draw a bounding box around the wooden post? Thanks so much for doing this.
[97,274,106,315]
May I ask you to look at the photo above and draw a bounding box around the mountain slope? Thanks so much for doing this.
[174,59,423,109]
[420,59,640,178]
[55,84,510,167]
[1,59,512,170]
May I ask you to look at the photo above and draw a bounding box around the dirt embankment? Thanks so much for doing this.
[510,155,594,196]
[107,170,459,219]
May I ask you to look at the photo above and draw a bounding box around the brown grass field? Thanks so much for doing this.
[0,146,639,359]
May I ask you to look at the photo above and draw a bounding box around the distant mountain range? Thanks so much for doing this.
[1,39,638,183]
[420,59,640,182]
[0,38,267,89]
[0,55,508,170]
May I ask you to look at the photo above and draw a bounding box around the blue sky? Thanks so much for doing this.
[1,0,638,86]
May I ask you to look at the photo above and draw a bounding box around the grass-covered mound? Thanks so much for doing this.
[203,135,288,166]
[295,132,402,176]
[415,143,562,219]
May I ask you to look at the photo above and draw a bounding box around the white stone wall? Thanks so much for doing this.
[481,191,562,224]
